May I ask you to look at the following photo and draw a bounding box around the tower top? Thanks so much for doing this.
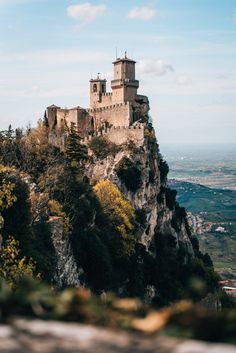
[90,77,107,83]
[113,52,136,65]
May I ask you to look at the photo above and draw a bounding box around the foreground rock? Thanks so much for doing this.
[0,320,235,353]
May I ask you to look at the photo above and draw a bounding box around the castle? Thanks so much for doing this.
[47,53,149,147]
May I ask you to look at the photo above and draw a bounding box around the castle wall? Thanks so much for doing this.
[57,109,78,130]
[105,125,144,146]
[90,92,113,109]
[82,124,144,147]
[114,62,122,80]
[112,88,124,104]
[87,102,132,129]
[124,87,137,102]
[50,108,93,138]
[125,61,135,80]
[47,107,59,130]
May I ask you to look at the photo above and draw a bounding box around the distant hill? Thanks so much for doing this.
[169,179,236,220]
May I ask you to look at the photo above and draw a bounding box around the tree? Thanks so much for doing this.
[88,136,119,159]
[159,156,169,184]
[43,110,49,127]
[115,157,142,192]
[93,179,138,255]
[65,124,88,170]
[0,236,37,287]
[0,171,17,212]
[0,166,17,231]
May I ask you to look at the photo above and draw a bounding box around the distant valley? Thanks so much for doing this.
[164,144,236,279]
[163,143,236,190]
[169,180,236,279]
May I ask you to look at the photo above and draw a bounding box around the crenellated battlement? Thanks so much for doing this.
[86,101,130,114]
[81,123,145,147]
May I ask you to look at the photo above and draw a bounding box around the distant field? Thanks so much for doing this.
[199,231,236,279]
[164,145,236,279]
[169,180,236,216]
[162,144,236,190]
[168,163,236,190]
[168,180,236,279]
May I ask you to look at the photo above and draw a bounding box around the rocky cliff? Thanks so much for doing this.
[86,121,194,256]
[0,115,219,305]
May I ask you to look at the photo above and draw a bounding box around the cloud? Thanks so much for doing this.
[176,75,192,86]
[137,59,174,76]
[128,6,157,21]
[67,2,106,23]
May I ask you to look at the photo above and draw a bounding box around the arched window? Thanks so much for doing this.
[102,84,105,93]
[93,84,97,92]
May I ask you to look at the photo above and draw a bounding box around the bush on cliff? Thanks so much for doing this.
[165,188,177,210]
[93,179,138,256]
[0,236,37,287]
[88,136,119,159]
[159,157,169,184]
[115,157,142,192]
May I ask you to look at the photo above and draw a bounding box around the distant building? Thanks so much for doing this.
[215,226,226,233]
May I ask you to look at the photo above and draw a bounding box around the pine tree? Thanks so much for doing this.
[43,110,49,127]
[65,123,88,170]
[4,125,15,140]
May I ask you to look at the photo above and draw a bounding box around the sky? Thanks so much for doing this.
[0,0,236,145]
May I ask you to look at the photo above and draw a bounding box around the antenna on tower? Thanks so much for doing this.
[116,47,117,59]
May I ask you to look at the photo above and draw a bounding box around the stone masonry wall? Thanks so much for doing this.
[90,92,113,109]
[82,124,144,147]
[105,125,144,146]
[87,102,132,129]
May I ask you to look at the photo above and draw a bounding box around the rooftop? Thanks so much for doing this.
[113,52,136,64]
[47,104,61,109]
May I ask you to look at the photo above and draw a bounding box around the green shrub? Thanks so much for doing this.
[159,157,169,184]
[144,128,156,140]
[175,204,187,220]
[165,188,177,210]
[89,136,119,159]
[171,215,181,232]
[135,208,147,228]
[115,157,142,192]
[157,186,165,203]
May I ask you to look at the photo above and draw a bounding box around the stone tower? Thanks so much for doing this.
[47,104,61,130]
[90,75,107,108]
[111,53,139,104]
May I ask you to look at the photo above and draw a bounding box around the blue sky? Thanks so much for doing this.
[0,0,236,144]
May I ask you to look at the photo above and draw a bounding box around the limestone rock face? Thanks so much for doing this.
[133,95,150,123]
[86,122,194,255]
[48,217,83,288]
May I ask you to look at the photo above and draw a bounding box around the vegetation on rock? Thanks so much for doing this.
[0,122,225,308]
[94,179,138,255]
[88,136,119,159]
[115,157,142,192]
[0,237,36,287]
